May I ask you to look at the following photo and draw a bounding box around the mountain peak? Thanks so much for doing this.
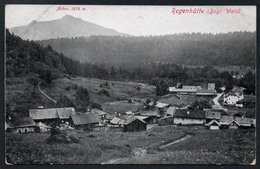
[62,15,80,20]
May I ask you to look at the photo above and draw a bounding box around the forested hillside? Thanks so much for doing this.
[39,32,256,68]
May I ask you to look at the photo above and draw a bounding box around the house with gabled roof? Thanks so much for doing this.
[6,117,38,133]
[29,107,76,126]
[219,116,239,129]
[69,113,101,130]
[138,110,160,124]
[234,117,255,128]
[205,119,221,130]
[173,109,206,125]
[123,116,147,132]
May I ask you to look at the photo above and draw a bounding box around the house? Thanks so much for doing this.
[69,113,101,130]
[168,87,197,94]
[173,109,206,125]
[110,116,126,126]
[227,110,246,118]
[196,89,217,96]
[205,110,222,123]
[158,116,174,126]
[123,116,147,132]
[234,117,255,128]
[219,116,239,129]
[57,107,77,124]
[29,108,59,126]
[205,119,221,130]
[89,108,108,121]
[182,85,201,90]
[208,83,216,90]
[6,117,39,133]
[139,110,160,124]
[223,92,244,105]
[29,107,76,125]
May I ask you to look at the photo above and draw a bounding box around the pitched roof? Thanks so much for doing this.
[134,116,149,120]
[234,117,254,126]
[90,108,107,116]
[196,89,216,93]
[125,111,133,115]
[29,108,58,120]
[110,117,125,125]
[71,113,101,125]
[174,109,205,119]
[155,102,170,108]
[205,110,221,120]
[205,119,221,126]
[29,107,76,120]
[166,106,176,116]
[123,116,147,125]
[9,117,36,128]
[219,116,235,125]
[140,110,160,117]
[57,107,76,119]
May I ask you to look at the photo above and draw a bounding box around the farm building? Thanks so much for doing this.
[168,87,197,94]
[205,110,222,123]
[6,117,38,133]
[123,116,147,132]
[158,116,174,126]
[234,117,255,128]
[90,108,107,118]
[205,119,221,130]
[182,85,202,90]
[29,107,76,125]
[196,89,217,96]
[227,110,246,117]
[69,113,101,130]
[173,109,206,125]
[110,116,126,126]
[219,116,239,129]
[138,110,160,124]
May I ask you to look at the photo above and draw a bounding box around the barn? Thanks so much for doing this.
[6,117,38,133]
[219,116,239,129]
[173,109,206,125]
[123,116,147,132]
[69,113,101,130]
[205,110,222,123]
[29,107,76,126]
[205,119,221,130]
[139,110,160,124]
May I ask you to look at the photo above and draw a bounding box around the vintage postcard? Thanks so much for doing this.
[5,5,256,165]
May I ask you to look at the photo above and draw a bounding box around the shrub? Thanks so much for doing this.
[97,89,110,97]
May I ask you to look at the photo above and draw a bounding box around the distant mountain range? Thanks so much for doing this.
[9,15,130,40]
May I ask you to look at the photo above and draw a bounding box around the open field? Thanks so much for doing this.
[6,125,255,165]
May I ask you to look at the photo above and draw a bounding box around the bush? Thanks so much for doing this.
[97,89,110,97]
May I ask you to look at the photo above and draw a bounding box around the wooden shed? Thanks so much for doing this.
[123,116,147,132]
[69,113,101,130]
[173,109,206,125]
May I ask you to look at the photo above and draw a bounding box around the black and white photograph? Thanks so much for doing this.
[5,4,256,165]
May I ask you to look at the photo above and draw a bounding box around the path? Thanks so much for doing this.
[38,81,57,104]
[101,134,193,164]
[159,134,193,149]
[212,93,224,109]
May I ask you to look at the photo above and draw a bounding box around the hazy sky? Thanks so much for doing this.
[5,5,256,36]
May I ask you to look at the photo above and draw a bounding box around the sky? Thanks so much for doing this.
[5,5,256,36]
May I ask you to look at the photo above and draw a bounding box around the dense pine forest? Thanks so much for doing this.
[39,31,256,68]
[6,29,255,95]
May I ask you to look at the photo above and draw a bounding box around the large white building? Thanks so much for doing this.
[223,92,244,105]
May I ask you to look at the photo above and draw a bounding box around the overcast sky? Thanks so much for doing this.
[5,5,256,36]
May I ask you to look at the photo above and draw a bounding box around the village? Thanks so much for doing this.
[6,82,256,134]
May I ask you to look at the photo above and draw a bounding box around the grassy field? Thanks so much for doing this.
[6,125,255,165]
